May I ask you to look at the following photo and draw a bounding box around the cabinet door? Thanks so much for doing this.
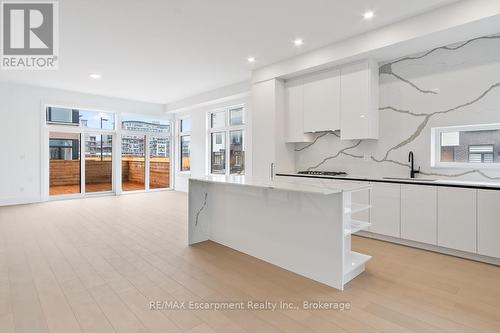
[370,183,400,238]
[303,69,341,133]
[285,80,312,143]
[401,185,437,244]
[340,60,378,140]
[478,190,500,258]
[437,187,477,253]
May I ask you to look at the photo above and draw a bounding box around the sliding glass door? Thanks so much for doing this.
[49,132,81,196]
[85,133,113,193]
[120,134,171,192]
[149,136,170,189]
[121,135,146,191]
[120,114,171,192]
[46,106,172,199]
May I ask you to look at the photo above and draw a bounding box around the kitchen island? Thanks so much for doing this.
[188,175,372,290]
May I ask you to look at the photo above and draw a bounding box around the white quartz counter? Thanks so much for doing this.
[276,173,500,190]
[190,175,371,195]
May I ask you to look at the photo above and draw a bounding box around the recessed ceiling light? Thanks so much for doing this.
[89,73,102,80]
[294,38,304,46]
[247,57,255,63]
[363,11,374,20]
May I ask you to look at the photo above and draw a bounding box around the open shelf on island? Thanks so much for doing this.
[343,251,372,284]
[344,203,372,214]
[344,219,372,236]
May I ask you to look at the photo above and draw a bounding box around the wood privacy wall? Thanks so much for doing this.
[122,160,145,184]
[49,160,80,186]
[149,160,170,188]
[86,160,112,184]
[49,159,170,188]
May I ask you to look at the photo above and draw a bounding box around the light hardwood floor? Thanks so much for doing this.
[1,191,500,333]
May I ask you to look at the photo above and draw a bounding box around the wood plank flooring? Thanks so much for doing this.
[0,191,499,333]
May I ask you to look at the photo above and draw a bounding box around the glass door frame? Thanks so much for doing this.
[44,124,117,201]
[119,129,173,194]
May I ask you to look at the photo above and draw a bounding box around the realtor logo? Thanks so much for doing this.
[1,1,58,69]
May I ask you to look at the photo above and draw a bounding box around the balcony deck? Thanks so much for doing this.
[50,181,157,196]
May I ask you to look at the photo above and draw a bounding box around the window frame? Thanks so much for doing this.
[207,105,246,176]
[178,117,191,173]
[431,123,500,169]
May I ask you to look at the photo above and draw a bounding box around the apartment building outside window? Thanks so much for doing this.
[208,106,245,175]
[432,124,500,168]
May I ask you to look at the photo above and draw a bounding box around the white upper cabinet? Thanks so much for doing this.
[302,69,341,133]
[284,59,379,142]
[340,60,379,140]
[285,79,313,143]
[401,184,437,245]
[437,187,477,253]
[478,190,500,258]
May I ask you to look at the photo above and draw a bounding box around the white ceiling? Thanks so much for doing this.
[0,0,458,104]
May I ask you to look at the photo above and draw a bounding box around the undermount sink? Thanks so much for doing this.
[383,177,437,182]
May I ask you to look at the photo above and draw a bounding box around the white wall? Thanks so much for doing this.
[170,95,252,192]
[0,81,165,206]
[253,0,500,83]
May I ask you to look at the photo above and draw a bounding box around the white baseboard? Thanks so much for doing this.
[356,231,500,266]
[0,196,41,207]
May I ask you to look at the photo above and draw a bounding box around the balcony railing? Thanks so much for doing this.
[49,158,170,195]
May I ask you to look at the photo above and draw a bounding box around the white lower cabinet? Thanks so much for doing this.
[437,187,477,253]
[369,183,401,238]
[401,184,437,244]
[478,190,500,258]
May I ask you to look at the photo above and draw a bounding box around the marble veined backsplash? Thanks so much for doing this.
[295,34,500,181]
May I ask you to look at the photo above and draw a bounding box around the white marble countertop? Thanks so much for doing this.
[190,175,371,195]
[276,173,500,189]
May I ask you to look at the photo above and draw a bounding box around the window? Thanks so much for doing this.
[230,130,244,174]
[149,136,170,189]
[179,118,191,172]
[121,114,170,133]
[210,111,226,128]
[47,107,79,125]
[121,135,146,191]
[180,118,191,132]
[80,110,115,130]
[431,124,500,168]
[46,106,115,129]
[45,106,172,198]
[469,145,494,163]
[208,106,245,175]
[229,107,243,125]
[211,132,226,174]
